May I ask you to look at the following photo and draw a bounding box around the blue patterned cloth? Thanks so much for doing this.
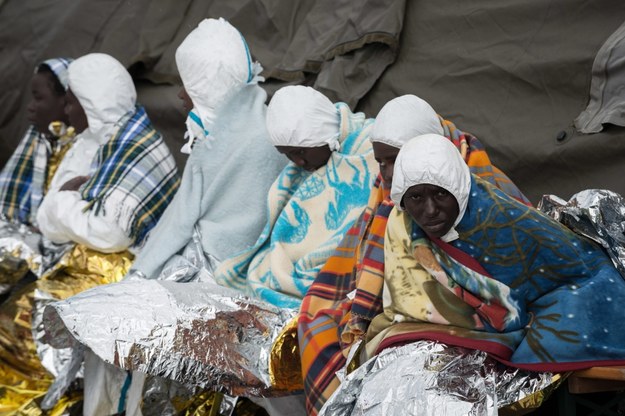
[215,103,378,308]
[374,176,625,371]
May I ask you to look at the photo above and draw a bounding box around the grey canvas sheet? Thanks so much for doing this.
[1,0,625,203]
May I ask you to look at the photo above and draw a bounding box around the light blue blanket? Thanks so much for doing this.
[215,103,378,308]
[131,85,287,279]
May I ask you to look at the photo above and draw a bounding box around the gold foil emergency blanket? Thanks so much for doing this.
[538,189,625,278]
[269,317,303,391]
[43,280,298,398]
[0,244,132,414]
[142,376,275,416]
[320,341,558,416]
[43,122,75,194]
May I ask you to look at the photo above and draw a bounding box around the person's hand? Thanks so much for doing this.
[60,176,90,191]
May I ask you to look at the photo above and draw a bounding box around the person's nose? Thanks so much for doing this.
[292,157,306,167]
[381,164,393,184]
[424,198,438,216]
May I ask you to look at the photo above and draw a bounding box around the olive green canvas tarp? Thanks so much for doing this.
[1,0,625,203]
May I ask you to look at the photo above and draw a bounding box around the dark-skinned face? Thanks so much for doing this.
[402,184,459,239]
[178,87,194,114]
[27,72,68,135]
[64,88,89,134]
[372,141,400,188]
[275,145,332,171]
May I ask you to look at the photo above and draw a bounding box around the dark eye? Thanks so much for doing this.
[409,193,422,201]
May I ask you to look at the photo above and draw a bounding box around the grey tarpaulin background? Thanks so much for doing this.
[1,0,624,203]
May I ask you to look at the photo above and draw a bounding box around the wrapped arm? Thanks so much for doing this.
[36,190,132,252]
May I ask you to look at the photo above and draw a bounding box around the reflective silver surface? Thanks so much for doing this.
[539,189,625,278]
[320,341,554,416]
[43,279,297,396]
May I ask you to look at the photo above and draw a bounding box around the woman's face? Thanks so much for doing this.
[372,141,400,188]
[275,144,332,171]
[402,184,459,238]
[64,88,89,134]
[27,72,67,134]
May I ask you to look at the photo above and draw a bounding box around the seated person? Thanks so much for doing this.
[37,53,180,252]
[0,53,180,415]
[214,85,378,309]
[367,133,625,375]
[0,58,73,227]
[0,58,74,297]
[297,94,531,415]
[128,17,287,282]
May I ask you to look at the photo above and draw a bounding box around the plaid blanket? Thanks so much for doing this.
[0,127,74,226]
[298,117,530,415]
[80,106,180,246]
[440,117,531,206]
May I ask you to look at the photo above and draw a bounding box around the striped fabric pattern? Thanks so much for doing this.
[298,117,531,415]
[0,127,49,225]
[440,117,531,206]
[80,106,180,246]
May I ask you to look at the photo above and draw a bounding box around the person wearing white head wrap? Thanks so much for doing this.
[0,57,74,227]
[358,133,625,390]
[391,134,470,242]
[369,94,444,188]
[128,18,285,281]
[175,17,264,153]
[215,85,377,308]
[267,86,341,156]
[29,53,179,415]
[371,94,443,148]
[38,54,137,218]
[37,53,179,252]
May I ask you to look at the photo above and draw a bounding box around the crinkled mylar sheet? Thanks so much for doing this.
[320,341,559,416]
[43,279,297,397]
[0,219,42,293]
[538,189,625,278]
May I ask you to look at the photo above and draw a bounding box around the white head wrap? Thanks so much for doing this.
[266,86,340,151]
[175,18,263,132]
[391,134,471,242]
[68,53,136,134]
[371,95,443,148]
